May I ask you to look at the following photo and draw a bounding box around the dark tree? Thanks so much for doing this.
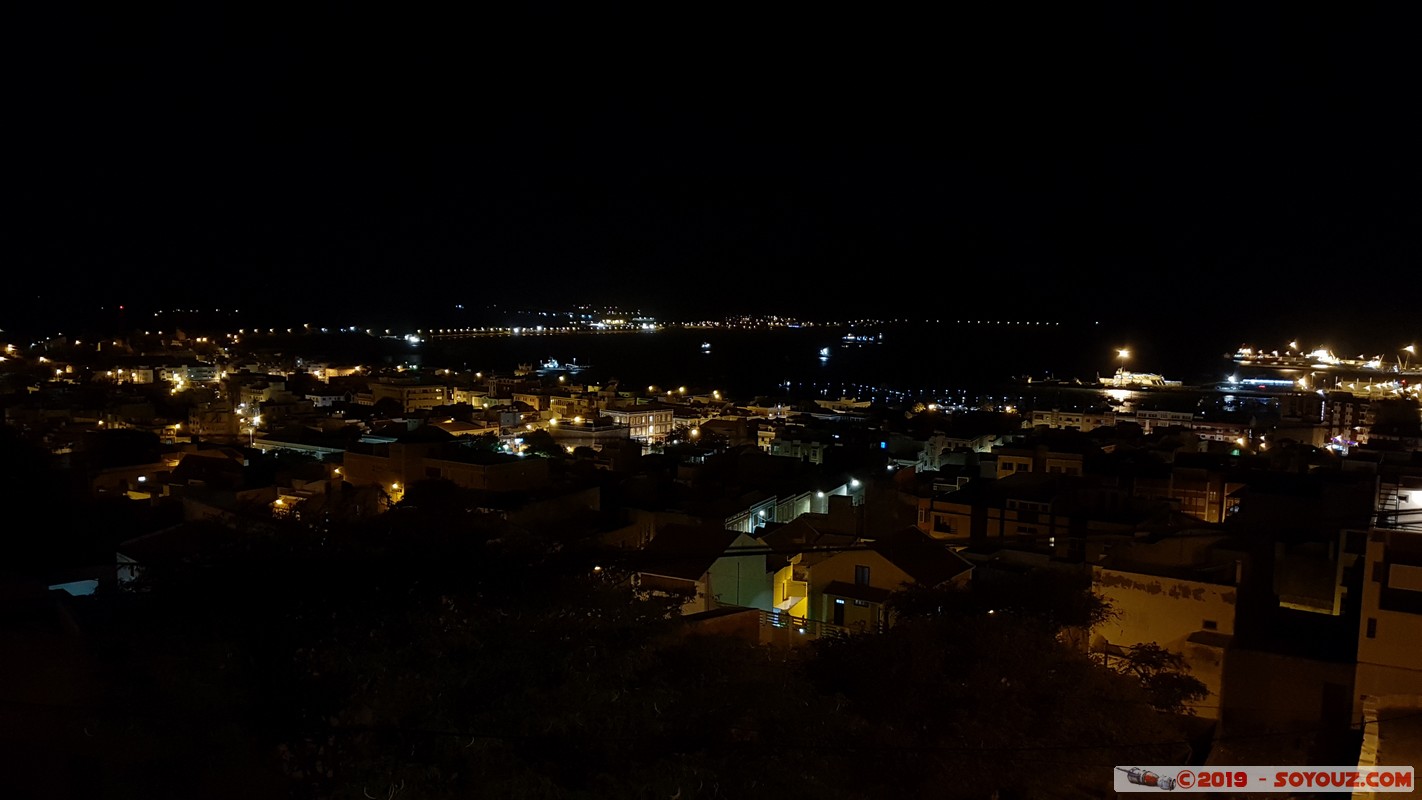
[519,428,564,459]
[370,397,406,418]
[91,519,871,800]
[807,609,1192,798]
[1100,642,1210,715]
[465,431,503,453]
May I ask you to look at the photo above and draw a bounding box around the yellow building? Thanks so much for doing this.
[511,391,550,411]
[1029,408,1118,432]
[548,393,599,420]
[770,526,973,632]
[991,441,1086,478]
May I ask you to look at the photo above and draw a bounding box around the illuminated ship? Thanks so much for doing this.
[538,358,590,373]
[1233,345,1422,377]
[1233,346,1361,370]
[1100,368,1183,389]
[1229,344,1422,397]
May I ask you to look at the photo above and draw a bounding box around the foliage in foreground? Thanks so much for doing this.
[86,515,1202,800]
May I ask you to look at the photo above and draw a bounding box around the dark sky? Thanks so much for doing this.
[4,2,1422,338]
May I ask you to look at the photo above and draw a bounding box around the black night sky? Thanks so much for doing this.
[5,3,1422,337]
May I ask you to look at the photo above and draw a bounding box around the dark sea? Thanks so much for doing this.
[415,320,1249,405]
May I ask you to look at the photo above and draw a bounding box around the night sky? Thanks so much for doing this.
[5,3,1422,339]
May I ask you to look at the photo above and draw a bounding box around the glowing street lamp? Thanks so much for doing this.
[1405,345,1415,371]
[1117,348,1130,375]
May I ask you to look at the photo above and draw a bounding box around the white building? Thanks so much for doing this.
[1355,528,1422,724]
[600,404,674,444]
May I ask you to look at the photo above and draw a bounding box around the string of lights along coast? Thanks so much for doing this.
[413,317,1092,406]
[406,316,1185,406]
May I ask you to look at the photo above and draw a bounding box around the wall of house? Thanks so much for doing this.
[1358,536,1422,671]
[811,551,909,626]
[1093,567,1238,647]
[995,453,1033,478]
[706,535,772,610]
[825,595,879,632]
[1042,453,1083,476]
[1354,529,1422,722]
[341,442,441,492]
[1093,567,1239,720]
[773,490,813,523]
[917,496,972,540]
[372,383,447,411]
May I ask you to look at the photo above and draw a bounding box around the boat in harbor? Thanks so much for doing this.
[1233,346,1357,370]
[1232,344,1422,381]
[1100,368,1183,389]
[537,358,590,373]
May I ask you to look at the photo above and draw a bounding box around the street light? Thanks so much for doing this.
[1404,345,1415,371]
[1117,348,1130,375]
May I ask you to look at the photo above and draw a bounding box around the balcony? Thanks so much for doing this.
[774,579,808,611]
[761,609,852,642]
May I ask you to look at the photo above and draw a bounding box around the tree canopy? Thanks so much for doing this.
[69,510,1204,800]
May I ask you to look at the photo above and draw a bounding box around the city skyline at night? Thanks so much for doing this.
[9,4,1422,798]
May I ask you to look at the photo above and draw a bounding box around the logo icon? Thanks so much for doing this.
[1118,767,1177,790]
